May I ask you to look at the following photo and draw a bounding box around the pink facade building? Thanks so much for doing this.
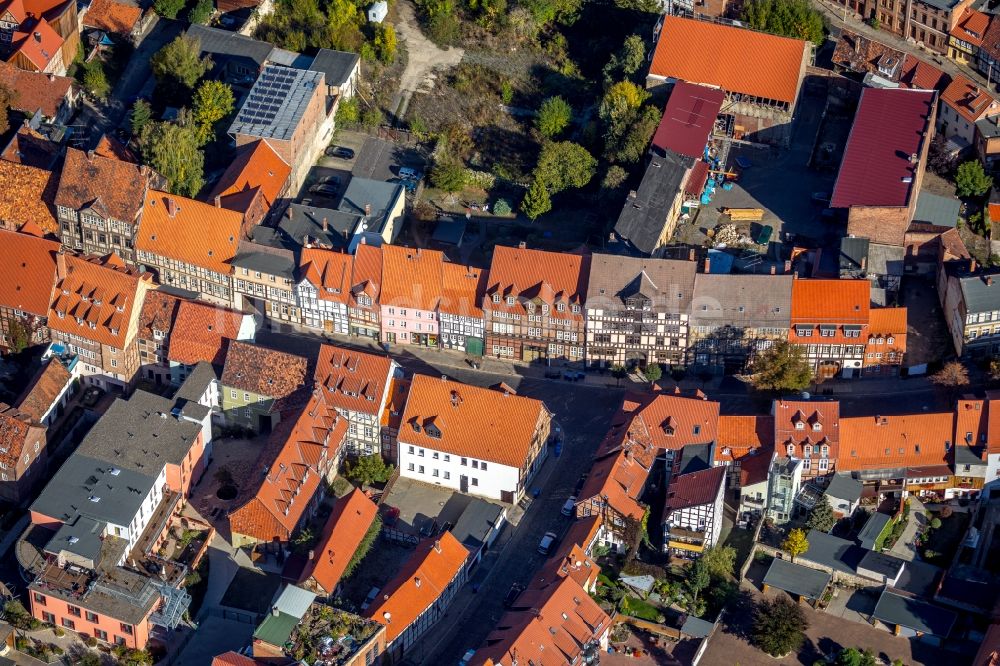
[379,246,444,346]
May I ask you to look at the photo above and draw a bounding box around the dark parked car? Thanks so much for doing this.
[309,176,341,197]
[325,146,355,159]
[503,583,524,607]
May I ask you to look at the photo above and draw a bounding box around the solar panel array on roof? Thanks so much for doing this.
[230,65,324,141]
[239,68,299,125]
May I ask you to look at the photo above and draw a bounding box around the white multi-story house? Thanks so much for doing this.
[296,248,352,335]
[397,375,552,503]
[314,343,398,457]
[662,465,725,559]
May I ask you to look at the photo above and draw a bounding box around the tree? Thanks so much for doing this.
[430,158,467,194]
[344,515,382,577]
[741,0,825,44]
[644,363,662,383]
[131,99,153,138]
[188,0,214,23]
[345,454,394,487]
[153,0,185,18]
[835,647,877,666]
[374,23,397,63]
[151,35,212,93]
[613,0,661,11]
[602,165,627,191]
[700,545,737,579]
[600,81,649,127]
[536,96,573,139]
[6,316,34,353]
[931,361,970,396]
[679,558,710,617]
[930,517,942,529]
[533,140,597,194]
[142,120,205,198]
[752,596,808,657]
[336,97,360,125]
[521,177,552,220]
[3,600,34,630]
[522,0,581,27]
[955,159,993,198]
[0,82,17,134]
[619,35,646,75]
[612,104,660,163]
[782,528,810,562]
[749,341,813,392]
[600,81,652,160]
[192,80,235,144]
[82,61,110,99]
[806,495,837,532]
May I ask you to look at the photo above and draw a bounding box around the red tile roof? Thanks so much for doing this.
[898,56,949,91]
[55,147,157,225]
[315,343,395,417]
[137,289,183,342]
[11,21,63,71]
[0,61,72,118]
[365,531,468,643]
[301,488,378,594]
[0,405,41,470]
[48,253,148,349]
[831,88,934,209]
[739,444,774,486]
[634,391,720,451]
[137,191,244,275]
[790,279,870,324]
[1,125,60,169]
[299,248,352,304]
[399,374,549,468]
[351,243,382,304]
[440,263,485,318]
[82,0,142,34]
[652,81,725,159]
[717,415,772,461]
[952,8,990,47]
[666,465,725,511]
[0,227,59,317]
[380,245,443,311]
[774,399,840,461]
[167,299,246,366]
[15,357,70,422]
[211,652,259,666]
[221,340,308,399]
[941,74,999,125]
[649,15,808,105]
[0,159,58,233]
[838,412,953,471]
[208,140,290,226]
[485,245,589,320]
[93,134,138,163]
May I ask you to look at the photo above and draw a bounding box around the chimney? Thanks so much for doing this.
[860,256,867,271]
[56,248,67,279]
[688,248,696,261]
[308,549,314,560]
[165,197,177,218]
[434,539,442,553]
[365,203,372,217]
[703,257,711,273]
[518,241,527,249]
[770,265,776,275]
[287,207,293,219]
[33,31,41,42]
[414,577,421,587]
[342,228,348,240]
[971,258,978,273]
[47,73,54,82]
[214,195,221,208]
[783,260,792,274]
[988,276,994,286]
[271,606,279,617]
[322,217,328,232]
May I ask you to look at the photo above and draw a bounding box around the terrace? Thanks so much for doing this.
[284,604,383,665]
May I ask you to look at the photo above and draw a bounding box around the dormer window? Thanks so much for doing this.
[786,444,795,456]
[492,294,500,303]
[804,445,812,457]
[557,303,565,312]
[794,421,804,430]
[542,304,549,315]
[572,304,580,314]
[506,296,515,305]
[820,445,829,458]
[57,311,64,319]
[812,422,822,432]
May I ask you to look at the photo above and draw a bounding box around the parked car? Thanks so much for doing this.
[537,531,558,555]
[361,586,380,611]
[459,649,476,666]
[561,496,577,517]
[309,184,340,197]
[398,166,423,181]
[503,582,525,608]
[326,146,355,159]
[810,191,831,204]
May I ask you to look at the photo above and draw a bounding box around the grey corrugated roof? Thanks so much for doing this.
[230,66,325,142]
[868,242,904,276]
[858,550,906,578]
[451,498,505,553]
[231,238,297,279]
[825,473,862,503]
[680,615,714,638]
[839,236,869,274]
[273,584,316,618]
[309,49,360,88]
[338,177,404,228]
[802,529,864,574]
[977,115,1000,139]
[586,253,697,315]
[913,191,960,227]
[690,274,793,328]
[955,443,985,466]
[614,152,691,255]
[857,512,891,550]
[873,589,956,636]
[187,24,275,66]
[959,274,1000,314]
[763,558,831,600]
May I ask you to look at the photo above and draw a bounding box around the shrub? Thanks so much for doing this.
[464,169,496,189]
[53,626,65,637]
[492,198,512,216]
[85,636,98,647]
[940,505,954,518]
[930,517,942,529]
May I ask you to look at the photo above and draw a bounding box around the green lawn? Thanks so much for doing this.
[621,596,661,622]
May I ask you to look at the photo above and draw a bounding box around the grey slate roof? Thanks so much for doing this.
[277,202,358,252]
[839,236,869,275]
[614,153,691,256]
[50,515,106,564]
[451,498,505,554]
[825,473,862,504]
[858,550,906,579]
[977,115,1000,139]
[763,557,831,600]
[873,589,956,636]
[857,512,891,550]
[309,49,359,88]
[802,529,864,574]
[338,177,404,227]
[959,273,1000,314]
[229,66,325,142]
[172,363,216,421]
[690,274,793,328]
[187,24,275,66]
[913,191,960,227]
[868,242,905,277]
[954,443,985,467]
[680,615,714,638]
[231,238,297,279]
[586,254,697,315]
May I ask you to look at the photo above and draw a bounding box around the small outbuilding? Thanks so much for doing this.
[872,589,956,642]
[368,0,388,22]
[824,473,862,518]
[762,558,831,604]
[857,511,892,551]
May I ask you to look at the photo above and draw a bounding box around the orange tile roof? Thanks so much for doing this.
[868,307,907,334]
[838,412,953,471]
[0,159,58,233]
[440,263,485,318]
[540,542,601,590]
[952,8,989,47]
[365,531,468,643]
[790,279,870,324]
[48,253,148,349]
[208,140,290,224]
[380,245,443,311]
[955,397,988,449]
[15,357,70,422]
[0,405,41,469]
[485,245,589,320]
[899,57,949,90]
[221,340,308,399]
[351,243,382,303]
[137,191,244,275]
[399,374,549,468]
[1,125,60,169]
[93,134,138,163]
[0,62,72,118]
[0,227,59,317]
[302,488,378,594]
[557,514,603,557]
[300,248,352,304]
[211,652,259,666]
[774,399,840,460]
[315,343,395,417]
[82,0,142,34]
[167,299,246,366]
[633,391,719,451]
[380,377,410,429]
[56,147,157,225]
[650,15,808,105]
[941,74,999,124]
[137,289,183,341]
[577,442,653,521]
[717,415,772,461]
[11,21,63,71]
[230,392,348,542]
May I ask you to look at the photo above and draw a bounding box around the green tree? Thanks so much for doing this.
[142,120,205,198]
[600,81,651,158]
[188,0,214,23]
[6,316,33,353]
[336,97,360,125]
[534,140,597,194]
[151,35,212,92]
[493,198,512,215]
[154,0,185,18]
[602,165,627,191]
[374,23,397,63]
[522,0,581,26]
[680,557,710,616]
[344,514,382,577]
[752,596,808,657]
[82,61,110,99]
[0,82,17,134]
[536,96,573,139]
[835,647,878,666]
[806,495,837,532]
[619,35,646,76]
[783,528,810,562]
[192,80,235,145]
[612,104,660,163]
[700,545,737,579]
[613,0,661,11]
[344,454,395,487]
[431,158,467,194]
[741,0,825,44]
[644,363,662,383]
[3,600,34,630]
[930,517,942,529]
[955,160,993,198]
[131,99,153,138]
[749,340,813,393]
[521,177,552,220]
